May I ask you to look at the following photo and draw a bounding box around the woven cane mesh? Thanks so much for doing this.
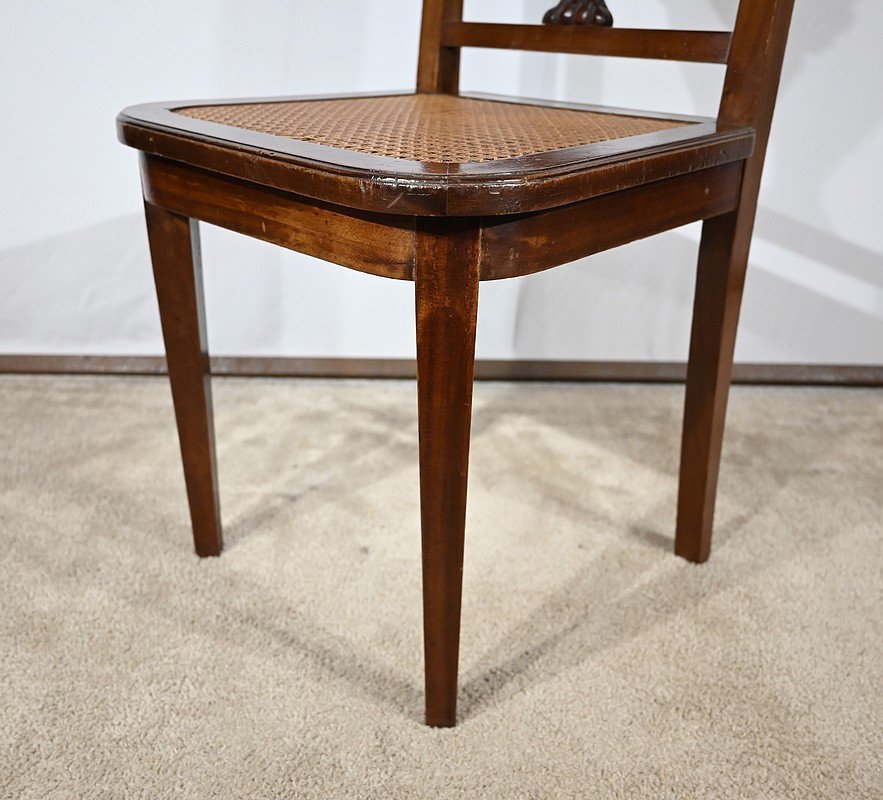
[176,95,685,164]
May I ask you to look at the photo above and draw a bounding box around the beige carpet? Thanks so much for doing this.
[1,375,881,799]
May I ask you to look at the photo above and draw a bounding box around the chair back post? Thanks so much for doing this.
[417,0,465,94]
[720,0,796,199]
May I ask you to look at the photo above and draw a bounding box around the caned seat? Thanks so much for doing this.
[118,92,754,216]
[119,0,796,728]
[178,94,687,162]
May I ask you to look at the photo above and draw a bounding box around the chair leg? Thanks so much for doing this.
[144,201,222,558]
[675,210,750,564]
[415,219,481,728]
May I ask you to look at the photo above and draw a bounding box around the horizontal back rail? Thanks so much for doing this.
[442,22,732,64]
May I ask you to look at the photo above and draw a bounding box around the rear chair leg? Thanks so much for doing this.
[144,201,222,557]
[676,209,752,563]
[415,219,481,727]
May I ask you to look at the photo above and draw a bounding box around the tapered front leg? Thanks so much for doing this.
[415,219,481,727]
[144,201,222,557]
[676,210,751,564]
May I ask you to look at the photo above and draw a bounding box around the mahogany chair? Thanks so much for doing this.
[118,0,795,727]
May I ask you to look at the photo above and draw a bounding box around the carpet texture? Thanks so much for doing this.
[0,376,880,799]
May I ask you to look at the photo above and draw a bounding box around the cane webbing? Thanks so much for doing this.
[176,94,685,164]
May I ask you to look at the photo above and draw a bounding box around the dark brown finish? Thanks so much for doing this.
[417,0,463,94]
[480,163,742,280]
[4,356,882,387]
[141,155,416,281]
[676,0,796,564]
[544,0,613,27]
[143,203,222,558]
[444,23,732,64]
[415,220,481,727]
[118,93,752,217]
[117,0,797,724]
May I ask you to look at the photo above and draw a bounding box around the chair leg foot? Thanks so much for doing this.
[675,210,750,564]
[144,201,222,558]
[415,219,481,728]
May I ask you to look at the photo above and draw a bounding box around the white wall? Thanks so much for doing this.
[1,0,881,364]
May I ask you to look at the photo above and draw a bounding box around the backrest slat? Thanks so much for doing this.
[442,23,732,65]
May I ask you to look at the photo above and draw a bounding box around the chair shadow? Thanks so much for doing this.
[457,541,693,720]
[455,378,830,722]
[208,378,808,723]
[626,524,674,552]
[217,388,420,550]
[58,374,832,727]
[458,507,771,722]
[216,583,425,722]
[156,556,425,722]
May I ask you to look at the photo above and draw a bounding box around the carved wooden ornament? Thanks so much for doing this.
[543,0,613,27]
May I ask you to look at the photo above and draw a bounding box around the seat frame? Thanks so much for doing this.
[120,0,796,727]
[120,92,753,216]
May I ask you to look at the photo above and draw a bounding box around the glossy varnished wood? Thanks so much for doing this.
[117,94,753,218]
[676,0,796,563]
[143,203,222,557]
[480,163,742,280]
[678,212,745,563]
[121,0,797,725]
[417,0,464,94]
[141,154,416,280]
[443,22,732,64]
[415,219,480,727]
[140,153,744,286]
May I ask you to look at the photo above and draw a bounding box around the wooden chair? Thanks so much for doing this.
[117,0,795,727]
